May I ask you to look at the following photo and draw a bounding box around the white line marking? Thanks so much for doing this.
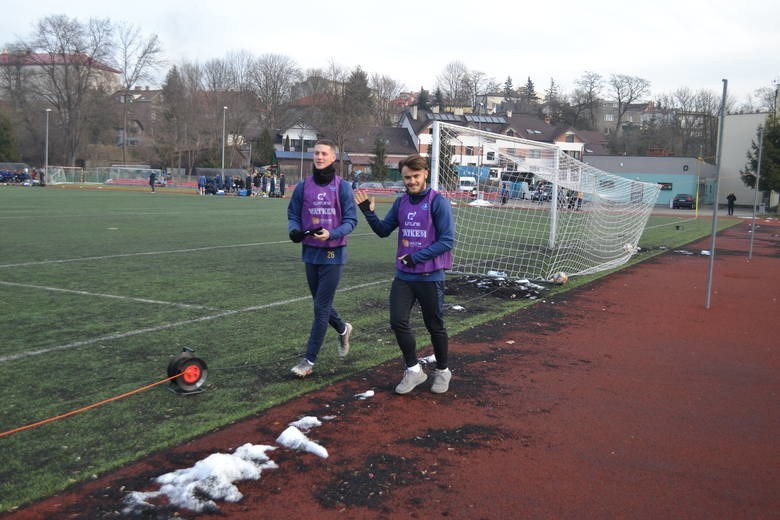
[0,281,221,310]
[0,241,288,268]
[0,233,378,269]
[0,279,390,363]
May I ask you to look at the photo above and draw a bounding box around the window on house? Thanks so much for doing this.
[604,114,614,122]
[486,151,495,161]
[466,146,474,156]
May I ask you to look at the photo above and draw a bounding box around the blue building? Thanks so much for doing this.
[582,156,718,207]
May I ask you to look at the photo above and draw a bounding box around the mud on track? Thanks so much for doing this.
[7,219,780,520]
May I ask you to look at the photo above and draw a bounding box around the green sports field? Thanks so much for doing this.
[0,186,736,512]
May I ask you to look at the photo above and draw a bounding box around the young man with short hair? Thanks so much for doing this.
[287,139,356,377]
[355,154,455,394]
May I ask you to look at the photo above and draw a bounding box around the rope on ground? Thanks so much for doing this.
[0,373,182,439]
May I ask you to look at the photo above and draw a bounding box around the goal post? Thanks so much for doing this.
[430,121,660,281]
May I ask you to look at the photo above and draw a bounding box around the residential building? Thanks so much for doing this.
[0,51,120,100]
[398,106,591,176]
[112,86,163,147]
[342,125,417,179]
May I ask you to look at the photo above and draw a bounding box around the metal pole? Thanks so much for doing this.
[299,127,305,182]
[749,126,764,260]
[44,108,51,183]
[695,145,702,218]
[430,121,441,190]
[705,79,728,309]
[549,148,559,249]
[221,106,227,177]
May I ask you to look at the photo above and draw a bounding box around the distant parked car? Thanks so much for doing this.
[672,193,695,209]
[357,182,384,190]
[382,181,405,193]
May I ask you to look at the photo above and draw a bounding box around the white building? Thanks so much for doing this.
[719,112,776,211]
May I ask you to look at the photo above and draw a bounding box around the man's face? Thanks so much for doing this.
[402,166,428,195]
[313,144,337,170]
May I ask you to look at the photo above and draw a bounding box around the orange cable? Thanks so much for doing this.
[0,373,182,439]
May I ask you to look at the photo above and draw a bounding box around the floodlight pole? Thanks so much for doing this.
[749,126,764,260]
[44,108,51,183]
[705,79,728,309]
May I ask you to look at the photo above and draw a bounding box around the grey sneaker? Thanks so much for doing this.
[291,359,313,378]
[338,323,353,357]
[431,368,452,394]
[394,367,428,394]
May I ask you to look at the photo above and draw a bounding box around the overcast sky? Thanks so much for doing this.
[2,0,778,104]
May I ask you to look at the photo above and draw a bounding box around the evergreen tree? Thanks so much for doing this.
[741,115,780,209]
[0,112,21,162]
[433,88,445,111]
[524,77,537,103]
[503,76,514,100]
[417,87,430,110]
[371,137,388,181]
[256,128,276,166]
[344,66,374,122]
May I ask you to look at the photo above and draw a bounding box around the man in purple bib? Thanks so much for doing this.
[355,154,455,394]
[287,139,357,377]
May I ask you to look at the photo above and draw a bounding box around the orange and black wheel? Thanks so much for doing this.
[167,349,208,393]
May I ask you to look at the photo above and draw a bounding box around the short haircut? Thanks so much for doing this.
[315,139,338,153]
[398,154,428,172]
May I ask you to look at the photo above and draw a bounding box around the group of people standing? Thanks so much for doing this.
[287,139,456,395]
[196,171,286,197]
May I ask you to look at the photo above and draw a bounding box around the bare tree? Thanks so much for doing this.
[13,15,116,165]
[607,73,651,142]
[570,71,603,129]
[115,22,162,164]
[692,88,722,160]
[369,73,404,125]
[250,53,301,130]
[202,57,234,91]
[435,61,469,106]
[738,86,778,114]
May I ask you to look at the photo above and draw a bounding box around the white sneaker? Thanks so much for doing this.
[291,359,313,378]
[431,368,452,394]
[395,367,428,394]
[338,323,353,357]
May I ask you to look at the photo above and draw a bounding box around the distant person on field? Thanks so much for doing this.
[261,173,269,197]
[197,174,206,195]
[726,193,736,215]
[287,139,357,378]
[246,172,253,197]
[149,170,157,192]
[354,154,455,395]
[279,173,286,197]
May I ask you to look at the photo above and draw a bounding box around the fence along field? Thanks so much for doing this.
[0,186,727,512]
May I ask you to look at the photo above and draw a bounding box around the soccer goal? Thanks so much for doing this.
[430,121,660,281]
[46,166,85,184]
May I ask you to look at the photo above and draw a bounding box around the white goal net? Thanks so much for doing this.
[431,121,660,281]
